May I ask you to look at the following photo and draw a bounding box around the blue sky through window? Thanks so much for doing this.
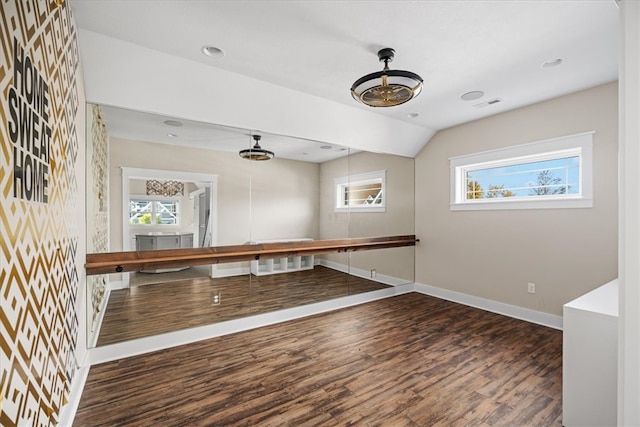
[467,156,580,198]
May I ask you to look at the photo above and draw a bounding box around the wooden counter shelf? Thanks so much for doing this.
[85,235,419,276]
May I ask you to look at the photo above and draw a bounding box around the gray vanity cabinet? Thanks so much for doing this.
[135,233,194,273]
[135,233,194,251]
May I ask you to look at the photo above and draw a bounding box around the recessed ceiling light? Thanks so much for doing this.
[164,119,183,127]
[542,58,563,68]
[320,145,332,150]
[406,113,420,119]
[461,91,484,101]
[167,133,178,138]
[202,46,225,58]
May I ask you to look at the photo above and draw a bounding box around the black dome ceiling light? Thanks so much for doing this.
[351,48,423,107]
[239,134,274,161]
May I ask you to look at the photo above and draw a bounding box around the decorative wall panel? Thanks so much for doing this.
[0,1,81,426]
[86,104,108,338]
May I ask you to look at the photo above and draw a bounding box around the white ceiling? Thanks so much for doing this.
[100,105,354,163]
[70,0,619,159]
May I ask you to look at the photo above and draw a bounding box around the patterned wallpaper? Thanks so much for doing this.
[0,1,82,426]
[86,104,109,340]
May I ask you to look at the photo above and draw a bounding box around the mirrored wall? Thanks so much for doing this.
[86,103,415,348]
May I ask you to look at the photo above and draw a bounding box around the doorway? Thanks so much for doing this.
[121,167,218,287]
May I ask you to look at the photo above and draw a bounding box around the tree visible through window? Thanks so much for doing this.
[450,131,593,210]
[465,156,578,201]
[129,199,179,225]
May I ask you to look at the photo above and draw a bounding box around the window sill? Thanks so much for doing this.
[451,197,593,211]
[335,206,386,213]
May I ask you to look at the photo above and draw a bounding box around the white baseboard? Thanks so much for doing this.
[212,266,249,278]
[72,279,560,425]
[87,285,112,348]
[88,284,412,365]
[108,279,126,290]
[317,259,409,286]
[318,258,349,274]
[414,282,563,330]
[58,365,90,427]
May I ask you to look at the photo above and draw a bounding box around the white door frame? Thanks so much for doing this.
[121,167,218,287]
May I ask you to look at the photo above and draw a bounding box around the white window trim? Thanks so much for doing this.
[335,170,386,213]
[450,131,594,211]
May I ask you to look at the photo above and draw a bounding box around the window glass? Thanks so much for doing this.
[335,170,386,212]
[450,132,593,210]
[466,155,580,200]
[344,181,383,206]
[130,199,179,225]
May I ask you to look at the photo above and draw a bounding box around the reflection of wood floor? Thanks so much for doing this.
[129,265,210,286]
[97,266,389,346]
[76,293,563,426]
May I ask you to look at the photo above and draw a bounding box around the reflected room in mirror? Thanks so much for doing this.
[85,104,416,349]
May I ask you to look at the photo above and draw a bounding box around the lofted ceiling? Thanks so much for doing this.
[70,0,619,159]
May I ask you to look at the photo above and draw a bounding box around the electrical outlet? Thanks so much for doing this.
[370,269,377,278]
[212,291,221,305]
[527,283,536,294]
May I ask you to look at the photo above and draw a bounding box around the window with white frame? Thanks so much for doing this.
[129,197,180,225]
[335,170,386,212]
[450,132,593,210]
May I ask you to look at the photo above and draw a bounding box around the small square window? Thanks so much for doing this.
[129,198,180,225]
[335,170,386,212]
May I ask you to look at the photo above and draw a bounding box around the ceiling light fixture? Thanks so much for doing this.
[351,48,423,107]
[239,134,274,161]
[164,119,183,127]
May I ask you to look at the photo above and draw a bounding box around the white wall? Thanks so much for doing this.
[319,151,416,282]
[618,1,640,423]
[415,82,618,317]
[109,137,320,251]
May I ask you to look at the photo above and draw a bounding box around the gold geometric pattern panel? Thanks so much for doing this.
[0,1,80,426]
[146,179,184,197]
[87,104,109,334]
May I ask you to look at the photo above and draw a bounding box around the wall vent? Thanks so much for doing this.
[474,98,502,108]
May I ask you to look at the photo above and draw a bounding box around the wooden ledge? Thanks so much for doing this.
[85,235,419,276]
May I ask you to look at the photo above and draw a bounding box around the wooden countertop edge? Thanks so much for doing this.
[85,235,419,275]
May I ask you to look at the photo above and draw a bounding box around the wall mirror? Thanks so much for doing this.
[85,103,415,349]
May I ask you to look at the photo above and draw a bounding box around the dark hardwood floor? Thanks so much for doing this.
[77,293,563,426]
[97,266,390,346]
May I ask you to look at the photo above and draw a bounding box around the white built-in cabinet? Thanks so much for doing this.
[249,238,314,276]
[562,279,618,427]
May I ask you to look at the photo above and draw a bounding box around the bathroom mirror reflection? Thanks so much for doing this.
[86,104,415,348]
